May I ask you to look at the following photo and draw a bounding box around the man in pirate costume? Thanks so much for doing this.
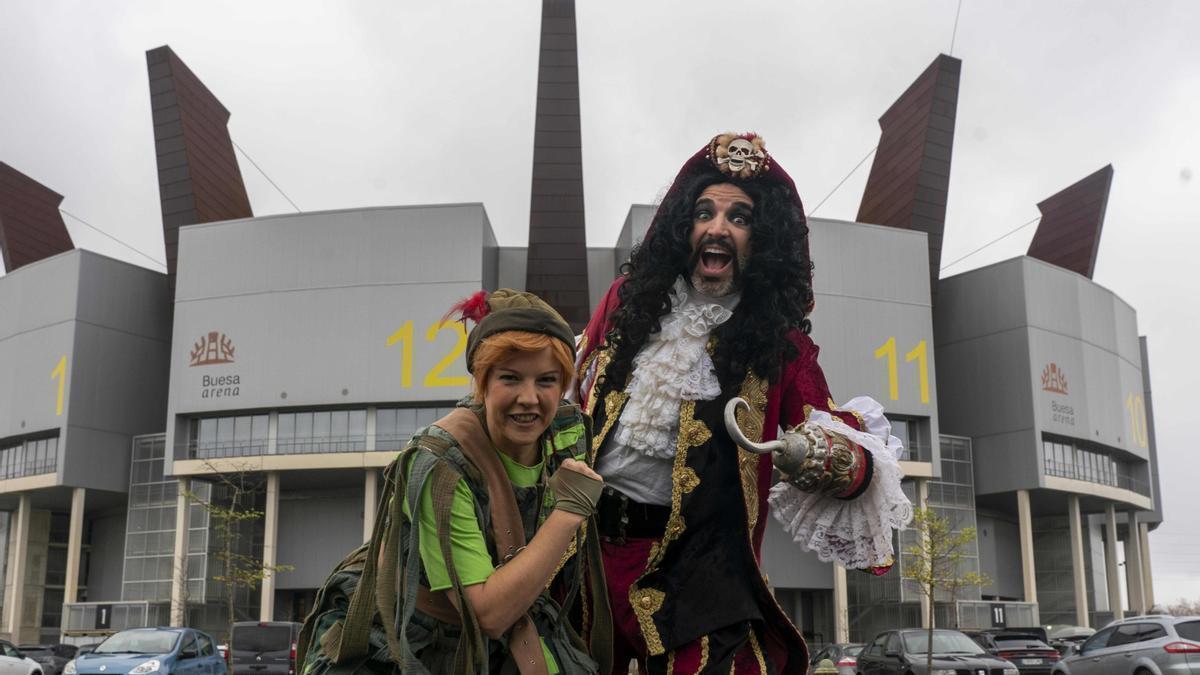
[574,133,912,674]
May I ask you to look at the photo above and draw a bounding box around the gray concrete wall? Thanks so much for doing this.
[86,509,128,601]
[586,248,615,310]
[274,489,362,589]
[977,512,1024,599]
[165,205,496,471]
[0,250,171,493]
[936,257,1151,497]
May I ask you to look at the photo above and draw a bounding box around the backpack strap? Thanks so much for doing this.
[433,407,550,675]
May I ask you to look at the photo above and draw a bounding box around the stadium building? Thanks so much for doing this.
[0,0,1162,647]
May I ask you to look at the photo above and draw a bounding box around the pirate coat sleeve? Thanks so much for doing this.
[762,330,913,573]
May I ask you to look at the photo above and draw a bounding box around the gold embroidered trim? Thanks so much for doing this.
[646,401,709,567]
[590,389,628,462]
[828,396,865,430]
[630,400,710,657]
[584,348,613,417]
[748,628,767,674]
[629,586,666,655]
[736,373,768,533]
[699,635,710,671]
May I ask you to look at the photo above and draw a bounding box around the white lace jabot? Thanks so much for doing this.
[613,277,739,459]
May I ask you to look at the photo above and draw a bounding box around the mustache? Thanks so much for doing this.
[688,236,739,272]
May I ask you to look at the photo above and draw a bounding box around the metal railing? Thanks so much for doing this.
[900,441,933,463]
[61,601,171,638]
[185,434,408,459]
[1044,459,1151,497]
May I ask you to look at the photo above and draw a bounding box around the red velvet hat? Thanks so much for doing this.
[647,132,813,311]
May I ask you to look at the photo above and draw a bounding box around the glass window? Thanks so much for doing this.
[1083,627,1115,653]
[295,413,313,450]
[331,411,349,439]
[217,417,234,447]
[350,410,366,437]
[1176,621,1200,641]
[313,412,331,440]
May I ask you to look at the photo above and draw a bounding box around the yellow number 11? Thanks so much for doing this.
[51,355,67,416]
[873,338,929,404]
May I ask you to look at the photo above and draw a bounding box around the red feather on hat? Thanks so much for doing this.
[443,290,491,325]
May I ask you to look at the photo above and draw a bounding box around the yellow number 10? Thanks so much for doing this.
[51,355,67,416]
[873,338,929,404]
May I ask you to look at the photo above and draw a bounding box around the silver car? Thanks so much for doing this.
[1052,615,1200,675]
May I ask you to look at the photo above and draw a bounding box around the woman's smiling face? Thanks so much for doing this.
[482,345,563,462]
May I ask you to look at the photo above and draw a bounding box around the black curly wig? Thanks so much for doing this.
[605,170,814,390]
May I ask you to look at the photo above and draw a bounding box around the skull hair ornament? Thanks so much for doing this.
[708,133,769,179]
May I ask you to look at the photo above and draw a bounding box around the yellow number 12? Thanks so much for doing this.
[51,355,67,416]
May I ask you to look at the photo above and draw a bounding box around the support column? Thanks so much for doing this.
[1017,489,1038,604]
[917,479,932,629]
[1105,504,1124,620]
[260,471,280,621]
[1124,512,1145,615]
[170,478,192,626]
[64,488,86,604]
[833,564,849,643]
[363,469,379,542]
[4,494,31,637]
[1068,495,1089,627]
[1139,522,1155,609]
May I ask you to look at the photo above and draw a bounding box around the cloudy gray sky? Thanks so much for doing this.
[2,1,1198,601]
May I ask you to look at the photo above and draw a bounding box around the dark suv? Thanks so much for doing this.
[857,629,1019,675]
[229,622,301,675]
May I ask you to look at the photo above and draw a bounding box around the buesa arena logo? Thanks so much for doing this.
[189,331,241,399]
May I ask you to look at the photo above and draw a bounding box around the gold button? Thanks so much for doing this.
[639,594,653,609]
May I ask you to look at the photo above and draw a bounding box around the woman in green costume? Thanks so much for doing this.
[299,289,611,675]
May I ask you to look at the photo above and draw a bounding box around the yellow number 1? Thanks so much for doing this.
[905,340,929,404]
[51,355,67,416]
[385,321,414,388]
[874,337,899,401]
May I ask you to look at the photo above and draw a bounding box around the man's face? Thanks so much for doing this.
[688,183,754,297]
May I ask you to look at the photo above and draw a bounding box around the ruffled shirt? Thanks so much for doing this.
[595,277,739,505]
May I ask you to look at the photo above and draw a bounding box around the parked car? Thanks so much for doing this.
[856,629,1019,675]
[809,643,866,675]
[65,627,226,675]
[0,641,44,675]
[1044,626,1096,658]
[1052,615,1200,675]
[19,645,78,675]
[229,622,301,675]
[965,631,1061,675]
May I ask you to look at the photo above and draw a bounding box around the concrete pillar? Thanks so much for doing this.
[1139,522,1155,608]
[1017,489,1038,604]
[170,478,192,626]
[1105,504,1124,620]
[64,487,86,604]
[1067,495,1089,627]
[1124,512,1145,614]
[917,479,932,629]
[833,564,849,643]
[363,469,379,542]
[260,471,280,621]
[4,494,31,636]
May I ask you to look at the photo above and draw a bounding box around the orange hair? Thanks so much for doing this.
[471,331,574,402]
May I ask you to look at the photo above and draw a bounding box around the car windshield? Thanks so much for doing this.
[95,631,180,655]
[904,631,986,655]
[20,648,53,657]
[845,646,864,657]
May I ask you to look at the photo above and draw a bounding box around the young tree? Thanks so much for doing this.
[186,466,293,641]
[902,507,991,675]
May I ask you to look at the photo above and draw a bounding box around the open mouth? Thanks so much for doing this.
[699,245,734,275]
[509,412,539,425]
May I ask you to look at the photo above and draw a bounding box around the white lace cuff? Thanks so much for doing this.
[767,397,913,570]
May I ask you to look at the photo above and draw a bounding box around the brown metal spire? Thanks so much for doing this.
[524,0,590,331]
